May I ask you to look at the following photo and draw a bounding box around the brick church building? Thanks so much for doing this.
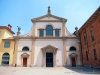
[79,7,100,68]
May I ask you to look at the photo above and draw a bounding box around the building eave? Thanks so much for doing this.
[14,36,78,39]
[0,26,15,34]
[79,6,100,32]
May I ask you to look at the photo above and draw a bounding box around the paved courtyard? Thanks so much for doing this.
[0,67,100,75]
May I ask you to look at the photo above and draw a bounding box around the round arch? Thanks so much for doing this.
[69,46,76,51]
[2,53,10,66]
[22,46,29,51]
[44,24,54,29]
[46,25,53,36]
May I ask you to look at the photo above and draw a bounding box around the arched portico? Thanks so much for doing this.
[69,53,77,67]
[21,53,29,67]
[41,45,58,67]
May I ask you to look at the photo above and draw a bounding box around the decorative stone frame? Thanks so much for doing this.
[41,45,58,67]
[38,24,61,37]
[69,53,78,67]
[21,53,30,67]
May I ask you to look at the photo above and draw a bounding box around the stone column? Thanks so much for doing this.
[63,38,67,66]
[13,38,19,66]
[31,39,35,67]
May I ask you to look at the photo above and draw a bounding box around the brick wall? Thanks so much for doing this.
[79,7,100,68]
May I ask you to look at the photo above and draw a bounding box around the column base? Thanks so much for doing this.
[13,64,17,67]
[30,64,34,67]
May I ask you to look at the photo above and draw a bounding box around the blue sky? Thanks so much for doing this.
[0,0,100,35]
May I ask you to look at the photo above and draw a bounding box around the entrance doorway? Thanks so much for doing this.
[46,53,53,67]
[23,57,27,67]
[71,57,76,67]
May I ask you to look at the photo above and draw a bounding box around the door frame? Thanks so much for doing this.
[69,53,77,67]
[21,53,29,67]
[41,45,58,67]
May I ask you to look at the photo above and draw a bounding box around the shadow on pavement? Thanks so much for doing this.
[65,67,100,74]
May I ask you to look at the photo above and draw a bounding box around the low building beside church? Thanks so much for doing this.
[13,7,82,67]
[0,25,15,66]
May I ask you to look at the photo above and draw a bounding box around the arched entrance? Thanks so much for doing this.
[23,57,27,67]
[2,53,10,66]
[21,53,29,67]
[69,53,77,67]
[46,52,53,67]
[71,57,76,67]
[41,45,58,67]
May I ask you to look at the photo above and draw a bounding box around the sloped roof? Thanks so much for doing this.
[0,26,15,34]
[79,6,100,32]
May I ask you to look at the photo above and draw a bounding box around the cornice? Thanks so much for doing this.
[31,20,65,22]
[14,36,78,39]
[2,39,15,41]
[31,13,67,23]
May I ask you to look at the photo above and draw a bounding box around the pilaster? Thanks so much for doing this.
[54,50,56,67]
[31,39,35,67]
[63,38,67,66]
[13,38,19,66]
[62,21,66,36]
[33,22,36,36]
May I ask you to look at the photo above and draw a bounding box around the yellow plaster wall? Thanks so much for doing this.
[0,29,5,43]
[0,28,14,66]
[0,40,15,65]
[4,29,13,38]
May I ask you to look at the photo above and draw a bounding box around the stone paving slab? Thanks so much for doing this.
[0,67,100,75]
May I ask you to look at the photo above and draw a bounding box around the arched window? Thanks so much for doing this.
[46,25,53,36]
[69,46,76,51]
[90,30,94,41]
[2,53,10,66]
[22,46,29,51]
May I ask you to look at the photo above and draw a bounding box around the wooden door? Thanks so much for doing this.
[23,58,27,67]
[71,57,76,67]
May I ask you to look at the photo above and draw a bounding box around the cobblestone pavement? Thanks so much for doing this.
[0,67,100,75]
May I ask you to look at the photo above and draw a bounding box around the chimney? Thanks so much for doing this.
[8,24,12,30]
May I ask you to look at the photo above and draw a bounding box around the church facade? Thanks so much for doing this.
[13,7,82,67]
[1,7,100,68]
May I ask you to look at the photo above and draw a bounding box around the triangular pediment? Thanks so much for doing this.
[31,14,67,22]
[41,45,58,50]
